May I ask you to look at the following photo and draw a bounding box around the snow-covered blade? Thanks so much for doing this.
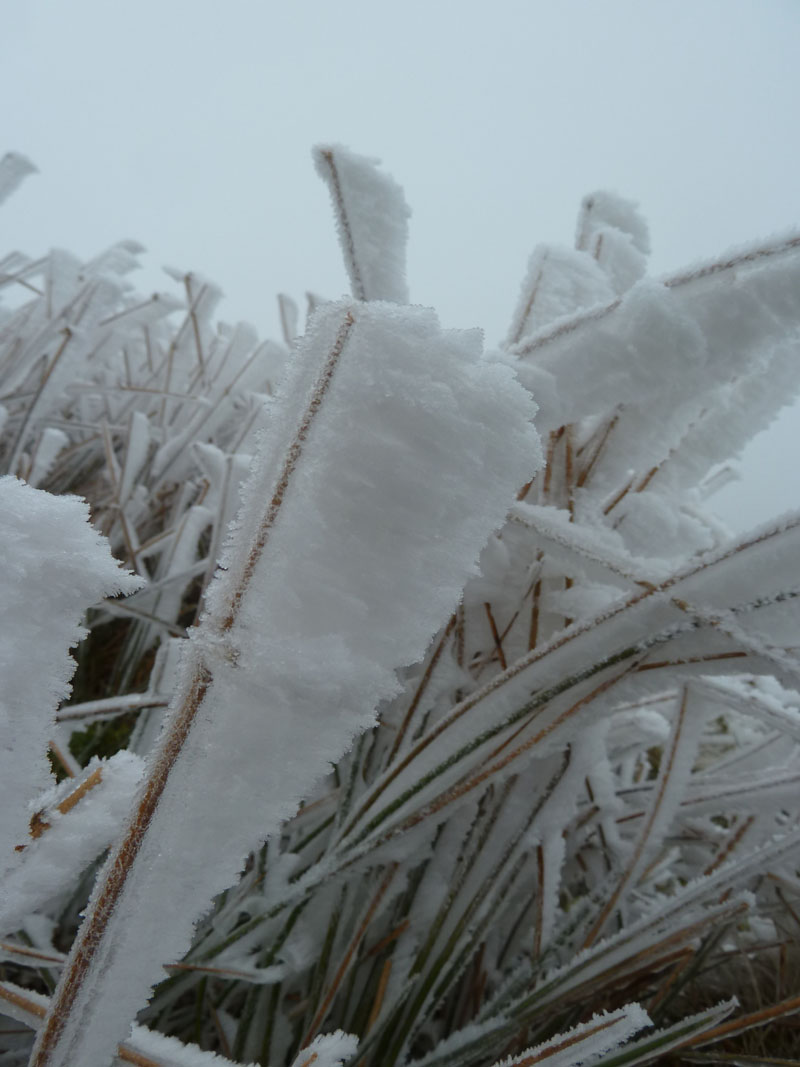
[513,233,800,467]
[506,246,615,347]
[0,477,141,871]
[575,190,649,295]
[0,752,144,934]
[335,514,800,856]
[590,1000,737,1067]
[314,145,411,303]
[489,1005,651,1067]
[0,978,356,1067]
[418,1004,651,1067]
[122,1026,356,1067]
[31,301,539,1067]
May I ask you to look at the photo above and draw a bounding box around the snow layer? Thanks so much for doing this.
[0,752,144,934]
[35,300,539,1067]
[124,1028,357,1067]
[575,190,650,295]
[506,246,614,346]
[514,232,800,487]
[421,1004,650,1067]
[516,234,800,437]
[0,477,141,872]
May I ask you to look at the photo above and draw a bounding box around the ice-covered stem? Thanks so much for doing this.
[32,300,538,1067]
[217,311,356,631]
[2,979,355,1067]
[513,231,800,363]
[313,144,411,303]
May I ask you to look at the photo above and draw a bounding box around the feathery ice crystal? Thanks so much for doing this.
[2,145,800,1067]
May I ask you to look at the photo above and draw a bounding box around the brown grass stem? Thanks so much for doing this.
[318,150,366,301]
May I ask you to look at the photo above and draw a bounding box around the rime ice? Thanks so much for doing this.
[36,301,539,1067]
[0,477,141,871]
[314,144,411,303]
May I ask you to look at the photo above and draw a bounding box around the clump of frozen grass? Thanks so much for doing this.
[2,147,800,1067]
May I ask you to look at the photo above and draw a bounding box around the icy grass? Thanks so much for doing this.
[2,146,800,1067]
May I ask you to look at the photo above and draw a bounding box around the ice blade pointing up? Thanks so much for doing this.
[31,300,539,1067]
[314,144,411,303]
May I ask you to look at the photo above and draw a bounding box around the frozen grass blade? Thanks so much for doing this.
[590,1001,737,1067]
[313,145,410,303]
[2,146,800,1067]
[486,1004,651,1067]
[0,477,141,869]
[30,300,537,1067]
[2,979,354,1067]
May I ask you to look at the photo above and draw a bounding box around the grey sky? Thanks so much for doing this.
[2,1,798,527]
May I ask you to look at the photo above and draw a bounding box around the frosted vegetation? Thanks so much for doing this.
[1,146,800,1067]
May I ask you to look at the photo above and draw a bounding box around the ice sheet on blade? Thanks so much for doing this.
[117,411,152,506]
[670,510,800,616]
[419,1004,650,1067]
[339,599,687,851]
[313,144,410,303]
[36,301,539,1067]
[343,530,800,849]
[569,341,800,503]
[612,489,716,562]
[524,735,606,950]
[699,677,800,743]
[122,1026,259,1067]
[580,1001,737,1067]
[607,687,709,924]
[681,763,800,819]
[506,245,614,346]
[652,338,800,493]
[493,1005,651,1067]
[4,285,123,473]
[0,477,142,870]
[576,189,650,295]
[592,227,648,294]
[27,428,69,487]
[513,233,800,436]
[509,501,669,586]
[121,1029,357,1067]
[150,324,273,486]
[514,281,707,434]
[211,303,540,662]
[576,402,711,500]
[98,289,184,329]
[84,239,145,280]
[0,753,144,934]
[576,190,650,257]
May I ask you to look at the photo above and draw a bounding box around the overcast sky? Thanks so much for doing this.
[1,1,798,527]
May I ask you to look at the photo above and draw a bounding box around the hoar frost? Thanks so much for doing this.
[31,300,539,1067]
[0,477,141,871]
[4,144,800,1067]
